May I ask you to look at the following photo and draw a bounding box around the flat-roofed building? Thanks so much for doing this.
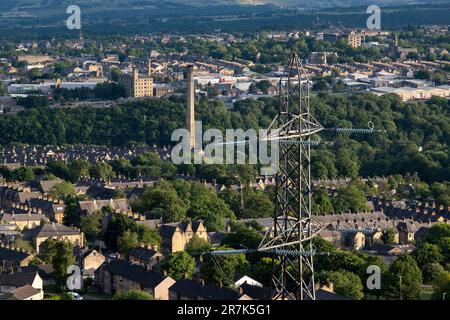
[118,68,153,98]
[371,85,450,101]
[347,32,363,48]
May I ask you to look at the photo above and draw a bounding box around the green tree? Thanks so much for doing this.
[89,162,114,181]
[432,72,446,85]
[104,213,136,250]
[185,234,212,255]
[67,159,91,181]
[221,223,263,250]
[425,223,450,245]
[63,195,87,227]
[113,290,154,300]
[200,247,249,286]
[110,67,122,82]
[138,225,162,248]
[42,173,57,180]
[335,149,359,179]
[251,257,278,287]
[135,182,187,223]
[188,183,235,231]
[255,80,272,94]
[412,243,444,269]
[240,188,274,219]
[80,212,102,242]
[312,80,329,92]
[332,184,367,213]
[316,250,366,275]
[359,253,388,298]
[414,70,430,80]
[49,181,77,200]
[161,251,196,280]
[381,228,397,244]
[422,263,445,284]
[312,188,334,215]
[51,241,76,288]
[322,270,364,300]
[117,231,140,256]
[10,167,35,181]
[47,161,71,181]
[17,95,50,108]
[432,271,450,300]
[39,238,57,263]
[386,255,422,300]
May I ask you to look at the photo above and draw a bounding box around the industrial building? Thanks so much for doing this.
[371,85,450,101]
[118,62,153,98]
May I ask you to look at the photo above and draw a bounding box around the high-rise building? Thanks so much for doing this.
[186,65,195,150]
[118,67,153,98]
[347,32,363,48]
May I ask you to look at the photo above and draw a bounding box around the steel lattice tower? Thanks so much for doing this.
[259,54,323,300]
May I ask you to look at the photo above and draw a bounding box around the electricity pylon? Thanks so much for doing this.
[258,53,323,300]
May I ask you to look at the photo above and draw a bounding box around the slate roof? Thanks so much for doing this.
[159,221,205,239]
[159,224,179,239]
[39,179,62,193]
[169,279,247,300]
[200,284,245,300]
[85,185,116,200]
[239,283,271,300]
[100,260,166,288]
[27,198,56,214]
[18,192,43,204]
[24,223,80,239]
[78,198,131,215]
[208,232,227,245]
[129,247,158,261]
[0,271,39,287]
[8,284,41,300]
[0,145,165,167]
[0,247,32,262]
[21,265,54,280]
[314,289,352,300]
[0,213,45,223]
[136,219,161,229]
[168,279,201,298]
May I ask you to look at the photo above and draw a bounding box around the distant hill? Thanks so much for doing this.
[1,0,449,35]
[170,0,450,7]
[2,0,450,11]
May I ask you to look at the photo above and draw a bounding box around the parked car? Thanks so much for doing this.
[108,252,120,260]
[67,292,83,300]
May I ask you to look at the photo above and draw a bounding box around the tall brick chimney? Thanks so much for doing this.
[186,65,195,150]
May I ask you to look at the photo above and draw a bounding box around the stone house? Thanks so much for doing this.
[0,212,46,231]
[159,221,208,253]
[76,249,106,276]
[129,246,163,271]
[0,271,43,293]
[95,260,175,300]
[24,223,84,253]
[168,279,252,300]
[0,245,34,271]
[78,198,132,216]
[0,284,43,300]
